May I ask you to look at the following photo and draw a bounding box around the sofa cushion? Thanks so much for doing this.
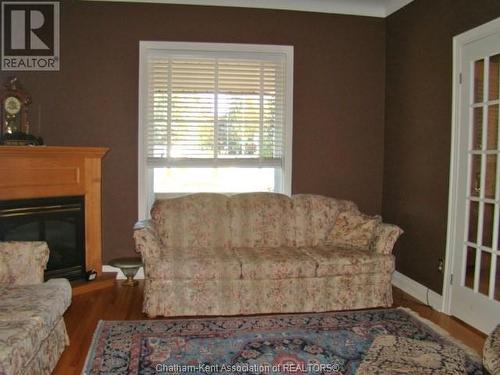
[0,279,71,329]
[328,211,381,250]
[230,193,294,248]
[233,247,317,280]
[300,245,394,277]
[151,193,231,249]
[145,247,242,280]
[292,195,358,247]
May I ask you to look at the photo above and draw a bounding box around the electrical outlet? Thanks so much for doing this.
[438,258,444,273]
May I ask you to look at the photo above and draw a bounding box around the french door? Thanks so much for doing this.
[447,18,500,334]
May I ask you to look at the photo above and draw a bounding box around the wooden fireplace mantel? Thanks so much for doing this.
[0,146,109,275]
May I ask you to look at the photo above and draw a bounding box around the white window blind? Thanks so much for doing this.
[145,50,286,168]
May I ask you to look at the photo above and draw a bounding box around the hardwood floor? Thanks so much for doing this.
[53,281,486,374]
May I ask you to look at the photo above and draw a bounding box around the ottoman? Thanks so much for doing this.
[483,324,500,375]
[357,335,466,375]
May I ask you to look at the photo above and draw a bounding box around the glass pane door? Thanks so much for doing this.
[449,22,500,334]
[464,54,500,302]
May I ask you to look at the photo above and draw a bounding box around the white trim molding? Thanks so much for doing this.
[84,0,414,18]
[392,271,444,311]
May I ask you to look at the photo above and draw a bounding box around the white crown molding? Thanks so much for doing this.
[385,0,414,16]
[83,0,414,18]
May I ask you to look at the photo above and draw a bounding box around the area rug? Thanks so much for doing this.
[82,308,482,375]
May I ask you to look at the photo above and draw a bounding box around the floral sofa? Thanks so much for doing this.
[134,193,403,317]
[0,241,71,375]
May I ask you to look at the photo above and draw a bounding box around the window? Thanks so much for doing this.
[138,42,293,218]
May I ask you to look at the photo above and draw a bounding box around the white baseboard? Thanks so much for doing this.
[392,271,443,311]
[102,265,145,280]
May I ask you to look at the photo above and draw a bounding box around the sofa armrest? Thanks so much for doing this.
[0,241,49,285]
[133,220,164,260]
[370,223,403,255]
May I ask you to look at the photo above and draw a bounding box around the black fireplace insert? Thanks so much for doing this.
[0,196,85,281]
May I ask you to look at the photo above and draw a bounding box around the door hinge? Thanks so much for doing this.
[450,274,454,285]
[459,73,462,84]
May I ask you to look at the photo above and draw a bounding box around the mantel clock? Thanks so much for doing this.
[0,77,42,145]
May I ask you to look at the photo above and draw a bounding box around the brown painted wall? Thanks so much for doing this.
[384,0,500,293]
[0,2,386,263]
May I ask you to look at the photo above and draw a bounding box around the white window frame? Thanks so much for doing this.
[138,41,294,219]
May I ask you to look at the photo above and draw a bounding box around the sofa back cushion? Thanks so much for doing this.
[150,192,376,250]
[230,193,293,248]
[292,194,358,247]
[151,193,231,249]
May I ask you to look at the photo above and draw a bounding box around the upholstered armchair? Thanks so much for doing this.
[0,241,72,375]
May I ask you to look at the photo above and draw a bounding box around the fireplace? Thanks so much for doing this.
[0,146,108,277]
[0,196,86,281]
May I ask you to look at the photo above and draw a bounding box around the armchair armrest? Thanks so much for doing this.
[133,220,164,260]
[370,223,403,255]
[0,241,49,285]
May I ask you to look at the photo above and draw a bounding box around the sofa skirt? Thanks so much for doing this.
[143,272,393,317]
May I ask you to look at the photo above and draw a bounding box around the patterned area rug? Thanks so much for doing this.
[82,308,482,375]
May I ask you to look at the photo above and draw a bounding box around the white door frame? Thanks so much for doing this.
[443,17,500,320]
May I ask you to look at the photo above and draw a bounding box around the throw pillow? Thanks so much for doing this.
[328,211,381,250]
